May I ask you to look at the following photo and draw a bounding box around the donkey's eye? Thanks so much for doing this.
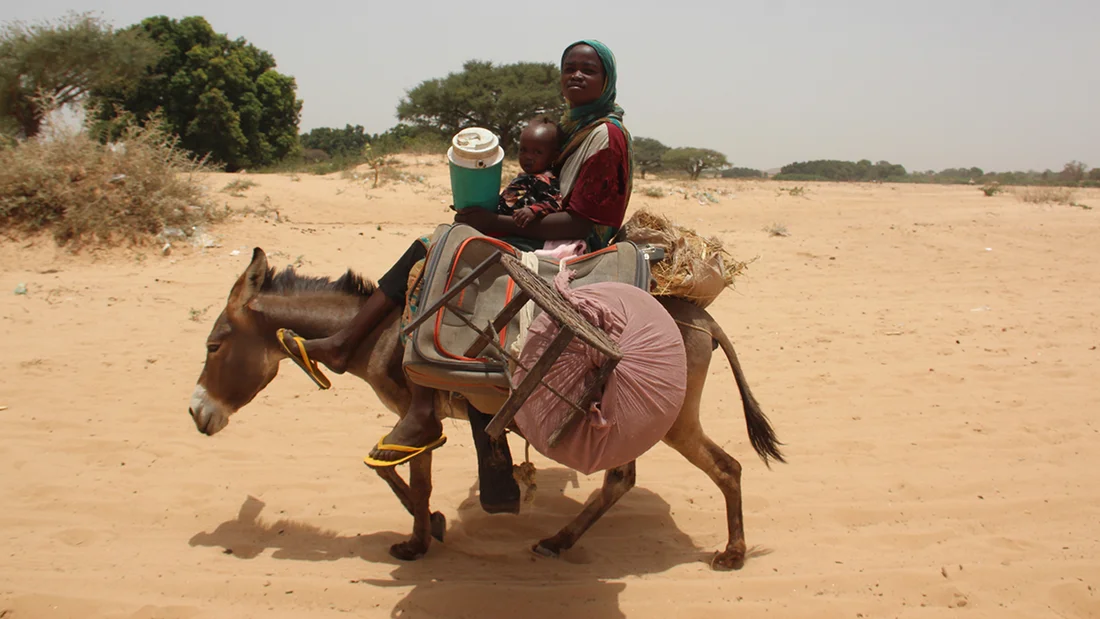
[206,343,221,354]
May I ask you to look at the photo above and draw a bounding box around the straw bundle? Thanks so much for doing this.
[620,209,747,308]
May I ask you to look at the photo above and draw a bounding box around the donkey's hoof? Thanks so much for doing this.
[389,540,428,562]
[430,512,446,542]
[531,541,561,558]
[710,548,746,571]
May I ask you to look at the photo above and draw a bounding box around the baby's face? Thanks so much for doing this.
[518,128,559,175]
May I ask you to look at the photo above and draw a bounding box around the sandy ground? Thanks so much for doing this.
[2,156,1099,618]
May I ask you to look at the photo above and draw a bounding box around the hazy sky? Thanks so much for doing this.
[6,0,1098,172]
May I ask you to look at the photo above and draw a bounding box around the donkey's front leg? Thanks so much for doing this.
[386,451,436,561]
[374,465,446,543]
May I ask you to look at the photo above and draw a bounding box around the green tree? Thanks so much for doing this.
[662,147,730,180]
[367,123,447,156]
[91,16,301,170]
[1088,167,1100,181]
[1060,160,1087,183]
[777,159,907,182]
[872,160,907,180]
[633,137,670,179]
[300,124,370,158]
[0,13,159,138]
[720,167,765,179]
[933,167,986,183]
[778,160,857,181]
[397,60,563,153]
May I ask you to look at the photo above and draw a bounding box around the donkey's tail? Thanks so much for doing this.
[707,321,785,468]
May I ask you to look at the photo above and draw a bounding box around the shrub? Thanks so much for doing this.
[301,148,330,163]
[369,130,448,157]
[777,186,806,197]
[0,112,220,246]
[980,183,1002,197]
[222,178,257,195]
[1016,187,1077,205]
[771,173,828,182]
[764,222,789,237]
[256,153,360,176]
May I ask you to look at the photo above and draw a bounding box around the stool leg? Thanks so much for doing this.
[486,327,575,438]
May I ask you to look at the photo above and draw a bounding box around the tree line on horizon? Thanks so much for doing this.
[772,159,1099,187]
[2,13,1097,187]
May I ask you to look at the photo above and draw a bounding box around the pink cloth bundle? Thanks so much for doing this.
[513,273,687,474]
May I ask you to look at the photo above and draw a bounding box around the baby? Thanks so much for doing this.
[497,116,563,228]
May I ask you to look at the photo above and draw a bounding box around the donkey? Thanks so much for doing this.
[188,248,783,570]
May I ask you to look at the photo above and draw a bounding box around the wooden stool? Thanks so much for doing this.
[402,252,622,446]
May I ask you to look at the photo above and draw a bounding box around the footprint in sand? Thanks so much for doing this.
[52,528,100,547]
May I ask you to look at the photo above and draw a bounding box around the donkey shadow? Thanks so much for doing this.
[191,466,719,617]
[366,467,714,619]
[188,494,405,563]
[189,467,709,567]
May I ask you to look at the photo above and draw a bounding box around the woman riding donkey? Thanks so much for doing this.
[277,40,633,467]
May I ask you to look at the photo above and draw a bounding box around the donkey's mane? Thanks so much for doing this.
[261,266,376,297]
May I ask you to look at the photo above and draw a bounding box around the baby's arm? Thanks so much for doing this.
[524,175,564,218]
[512,207,536,227]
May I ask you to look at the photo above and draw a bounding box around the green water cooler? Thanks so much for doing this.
[448,127,505,211]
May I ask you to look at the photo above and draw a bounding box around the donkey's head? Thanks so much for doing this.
[189,248,282,435]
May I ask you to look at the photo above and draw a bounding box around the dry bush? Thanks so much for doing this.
[777,185,807,197]
[980,183,1003,197]
[0,112,221,246]
[764,222,790,237]
[1016,186,1076,205]
[222,178,257,195]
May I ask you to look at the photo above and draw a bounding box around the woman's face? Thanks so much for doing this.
[561,44,605,107]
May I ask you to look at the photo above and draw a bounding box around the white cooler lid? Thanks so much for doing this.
[448,127,504,169]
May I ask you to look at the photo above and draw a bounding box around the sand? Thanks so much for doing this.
[2,156,1098,618]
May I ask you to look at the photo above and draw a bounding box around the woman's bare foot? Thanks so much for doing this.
[369,409,444,463]
[284,287,399,379]
[298,334,352,375]
[367,387,444,466]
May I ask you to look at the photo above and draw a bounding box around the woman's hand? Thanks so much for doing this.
[453,208,501,234]
[455,208,594,241]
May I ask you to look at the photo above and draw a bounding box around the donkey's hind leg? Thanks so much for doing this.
[533,461,636,557]
[663,417,746,570]
[374,466,446,542]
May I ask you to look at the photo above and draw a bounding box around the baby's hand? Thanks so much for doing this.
[513,207,536,227]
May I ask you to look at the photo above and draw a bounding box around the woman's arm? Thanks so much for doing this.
[453,208,593,240]
[454,124,628,242]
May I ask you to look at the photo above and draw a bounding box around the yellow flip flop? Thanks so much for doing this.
[364,435,448,468]
[276,328,332,390]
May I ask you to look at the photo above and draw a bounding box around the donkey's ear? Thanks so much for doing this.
[227,247,268,311]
